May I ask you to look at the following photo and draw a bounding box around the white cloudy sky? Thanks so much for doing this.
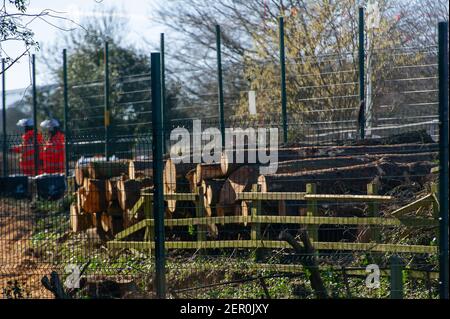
[3,0,166,90]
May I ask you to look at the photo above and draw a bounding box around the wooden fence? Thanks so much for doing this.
[107,182,439,256]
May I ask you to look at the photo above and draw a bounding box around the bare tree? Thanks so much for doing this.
[152,0,448,135]
[0,0,79,74]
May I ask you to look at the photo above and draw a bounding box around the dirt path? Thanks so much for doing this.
[0,199,54,299]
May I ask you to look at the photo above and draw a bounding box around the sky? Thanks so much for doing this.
[2,0,166,91]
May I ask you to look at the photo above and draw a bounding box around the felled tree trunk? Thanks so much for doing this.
[128,160,153,179]
[116,178,152,211]
[80,179,107,214]
[217,165,259,216]
[106,176,127,202]
[185,169,198,192]
[196,163,224,182]
[204,179,225,207]
[274,152,438,174]
[87,160,129,180]
[258,160,435,194]
[75,162,89,186]
[70,203,90,233]
[101,203,124,236]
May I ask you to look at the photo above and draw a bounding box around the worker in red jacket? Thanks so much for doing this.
[11,119,44,176]
[40,119,66,174]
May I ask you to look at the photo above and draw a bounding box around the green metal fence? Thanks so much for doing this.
[0,14,448,300]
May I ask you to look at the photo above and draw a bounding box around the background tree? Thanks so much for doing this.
[30,10,183,138]
[153,0,448,141]
[0,0,77,74]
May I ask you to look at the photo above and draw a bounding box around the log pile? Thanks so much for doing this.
[187,139,438,227]
[69,131,438,241]
[70,159,177,237]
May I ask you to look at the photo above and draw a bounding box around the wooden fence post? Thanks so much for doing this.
[143,193,154,255]
[196,186,206,244]
[251,184,262,261]
[390,255,404,299]
[431,182,439,218]
[367,182,381,243]
[306,183,318,245]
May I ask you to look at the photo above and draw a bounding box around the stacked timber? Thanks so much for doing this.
[70,158,177,237]
[69,130,438,241]
[192,138,438,222]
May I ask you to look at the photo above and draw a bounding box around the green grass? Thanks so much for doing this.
[26,193,439,299]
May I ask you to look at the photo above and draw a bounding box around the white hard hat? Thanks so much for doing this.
[40,119,60,129]
[16,119,33,127]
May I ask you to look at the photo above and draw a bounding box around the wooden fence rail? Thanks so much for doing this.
[108,182,438,256]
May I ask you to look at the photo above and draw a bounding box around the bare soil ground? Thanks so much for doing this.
[0,199,54,299]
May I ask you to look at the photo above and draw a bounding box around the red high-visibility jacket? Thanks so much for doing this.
[42,131,65,174]
[11,130,44,176]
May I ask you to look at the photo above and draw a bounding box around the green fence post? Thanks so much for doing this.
[151,52,166,299]
[32,54,39,176]
[104,42,110,161]
[438,20,449,300]
[390,255,404,299]
[279,16,288,144]
[63,49,69,178]
[306,183,318,244]
[1,58,7,176]
[160,33,166,153]
[358,6,365,140]
[216,25,225,148]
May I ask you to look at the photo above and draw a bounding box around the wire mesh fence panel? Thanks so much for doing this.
[0,16,447,300]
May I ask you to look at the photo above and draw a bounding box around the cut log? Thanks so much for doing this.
[185,169,198,192]
[258,160,435,194]
[100,212,112,233]
[128,160,153,179]
[292,143,438,159]
[204,179,225,206]
[76,187,84,213]
[221,143,438,163]
[117,178,152,211]
[240,201,249,226]
[217,166,259,216]
[87,160,129,180]
[196,163,224,182]
[163,159,177,214]
[75,162,89,186]
[274,152,438,174]
[80,179,107,214]
[174,162,198,178]
[101,207,124,236]
[106,177,126,202]
[220,151,241,176]
[221,148,306,165]
[163,159,177,193]
[70,203,89,233]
